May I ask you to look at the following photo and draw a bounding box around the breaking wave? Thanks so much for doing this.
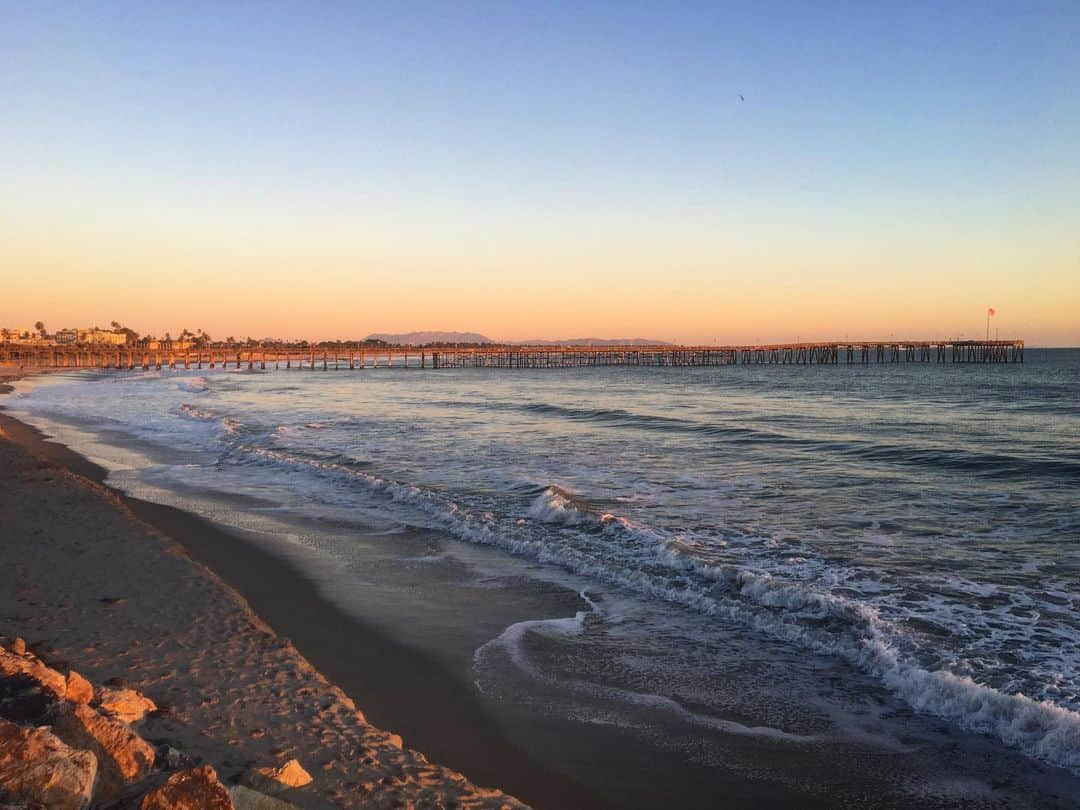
[219,447,1080,774]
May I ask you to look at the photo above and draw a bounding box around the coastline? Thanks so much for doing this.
[0,371,609,809]
[6,367,1080,809]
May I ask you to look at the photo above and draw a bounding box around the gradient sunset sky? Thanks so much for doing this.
[3,2,1078,345]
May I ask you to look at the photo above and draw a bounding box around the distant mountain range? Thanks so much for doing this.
[365,331,493,345]
[365,331,673,346]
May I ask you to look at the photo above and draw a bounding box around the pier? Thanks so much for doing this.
[1,340,1024,371]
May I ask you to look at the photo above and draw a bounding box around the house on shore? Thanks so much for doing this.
[0,328,43,345]
[78,329,129,346]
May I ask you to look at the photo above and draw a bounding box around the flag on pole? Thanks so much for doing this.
[988,307,996,317]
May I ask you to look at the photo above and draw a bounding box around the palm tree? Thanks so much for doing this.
[34,321,45,337]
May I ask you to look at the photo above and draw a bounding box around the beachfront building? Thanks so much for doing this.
[55,329,79,345]
[1,328,44,345]
[77,329,129,346]
[140,338,195,351]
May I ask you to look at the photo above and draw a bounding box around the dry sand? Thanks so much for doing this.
[0,369,526,809]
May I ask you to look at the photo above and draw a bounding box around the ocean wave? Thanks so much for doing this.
[652,551,1080,773]
[430,399,1080,481]
[526,486,636,531]
[475,594,820,743]
[214,443,1080,773]
[178,403,247,437]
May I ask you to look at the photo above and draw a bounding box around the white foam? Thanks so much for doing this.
[526,487,588,526]
[222,445,1080,772]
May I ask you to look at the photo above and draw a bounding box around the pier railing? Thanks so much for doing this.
[0,340,1024,371]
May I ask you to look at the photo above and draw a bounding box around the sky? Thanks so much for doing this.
[2,2,1078,345]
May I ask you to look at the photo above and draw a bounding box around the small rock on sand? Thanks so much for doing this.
[95,685,157,724]
[53,702,155,797]
[242,759,313,795]
[65,670,94,705]
[140,765,233,810]
[0,717,98,810]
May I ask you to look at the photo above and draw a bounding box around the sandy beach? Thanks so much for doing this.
[0,369,539,809]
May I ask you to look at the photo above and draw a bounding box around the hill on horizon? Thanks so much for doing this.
[365,331,674,346]
[365,331,494,345]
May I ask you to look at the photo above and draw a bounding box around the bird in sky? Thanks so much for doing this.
[739,94,745,102]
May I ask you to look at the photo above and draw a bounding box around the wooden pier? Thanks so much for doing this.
[0,340,1024,371]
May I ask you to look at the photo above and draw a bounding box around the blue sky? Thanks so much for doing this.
[3,2,1078,342]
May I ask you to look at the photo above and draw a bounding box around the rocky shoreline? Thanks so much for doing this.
[1,637,313,808]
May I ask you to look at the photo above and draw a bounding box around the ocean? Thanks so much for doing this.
[8,349,1080,807]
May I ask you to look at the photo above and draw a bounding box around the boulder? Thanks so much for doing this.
[139,766,233,810]
[242,760,312,795]
[95,686,156,724]
[229,785,298,810]
[0,717,97,810]
[9,639,26,656]
[64,672,93,706]
[0,647,66,699]
[53,703,154,798]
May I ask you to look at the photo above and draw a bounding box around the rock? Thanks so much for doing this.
[64,672,93,706]
[139,765,232,810]
[95,686,156,724]
[0,647,67,699]
[229,785,298,810]
[242,760,312,795]
[0,717,97,810]
[9,639,26,656]
[53,703,154,798]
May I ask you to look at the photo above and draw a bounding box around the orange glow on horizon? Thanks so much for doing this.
[2,212,1077,347]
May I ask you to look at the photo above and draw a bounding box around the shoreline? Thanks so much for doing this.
[7,367,1080,809]
[0,373,610,809]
